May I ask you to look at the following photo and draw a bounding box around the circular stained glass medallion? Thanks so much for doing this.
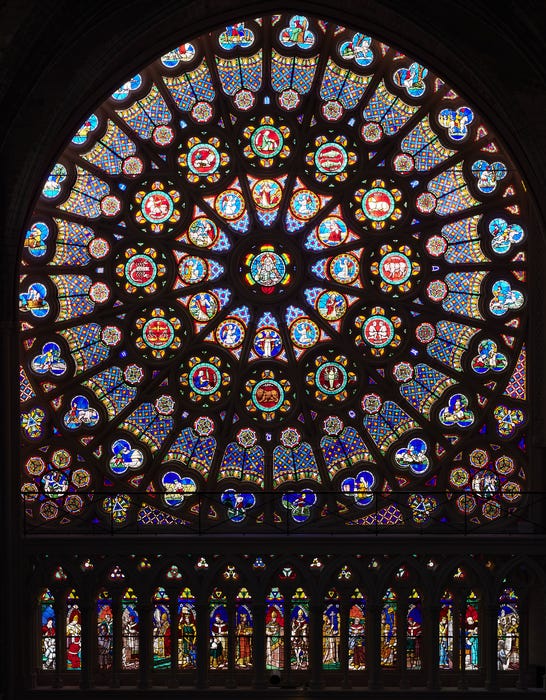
[142,318,175,349]
[141,191,174,223]
[361,188,395,221]
[251,125,284,158]
[125,254,157,287]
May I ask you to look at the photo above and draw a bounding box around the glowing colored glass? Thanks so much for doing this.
[19,13,528,533]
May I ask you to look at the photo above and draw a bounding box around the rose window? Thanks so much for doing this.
[19,13,528,532]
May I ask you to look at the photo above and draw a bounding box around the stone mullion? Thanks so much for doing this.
[226,597,236,688]
[457,600,468,690]
[367,602,382,691]
[79,599,93,689]
[425,604,441,690]
[168,595,178,688]
[282,600,293,687]
[484,603,499,691]
[31,596,38,689]
[110,593,121,688]
[515,598,528,689]
[53,594,66,688]
[137,602,152,689]
[397,596,409,688]
[251,603,266,689]
[195,602,209,689]
[340,599,350,689]
[309,603,324,689]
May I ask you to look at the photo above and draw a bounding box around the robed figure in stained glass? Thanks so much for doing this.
[407,595,422,670]
[291,606,309,669]
[265,605,284,669]
[210,609,228,669]
[236,608,253,668]
[439,594,453,670]
[322,605,340,668]
[348,598,366,670]
[40,594,56,671]
[97,595,113,671]
[381,591,397,666]
[121,604,139,670]
[97,620,113,671]
[179,609,197,669]
[498,589,519,671]
[66,605,82,670]
[464,600,479,670]
[153,604,171,668]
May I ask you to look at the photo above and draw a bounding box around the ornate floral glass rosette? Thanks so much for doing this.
[19,13,527,531]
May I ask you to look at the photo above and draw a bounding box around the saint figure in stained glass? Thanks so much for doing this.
[66,590,82,670]
[209,589,228,670]
[381,588,397,666]
[96,591,114,671]
[464,591,479,670]
[121,588,139,670]
[322,590,340,669]
[178,588,197,670]
[39,590,56,671]
[498,587,519,671]
[152,588,171,669]
[439,591,454,669]
[235,588,253,669]
[348,588,366,670]
[407,589,422,670]
[266,588,284,670]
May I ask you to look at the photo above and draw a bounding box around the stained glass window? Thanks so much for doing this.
[19,12,528,534]
[464,591,479,670]
[406,588,422,670]
[381,588,397,666]
[152,587,171,669]
[66,589,82,670]
[39,589,56,671]
[290,587,310,670]
[209,588,229,670]
[348,588,366,670]
[439,590,454,669]
[178,587,197,670]
[498,587,519,670]
[121,588,139,670]
[96,590,114,671]
[322,589,340,669]
[235,587,253,669]
[266,587,284,670]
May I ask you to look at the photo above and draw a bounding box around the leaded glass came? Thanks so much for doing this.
[19,14,528,535]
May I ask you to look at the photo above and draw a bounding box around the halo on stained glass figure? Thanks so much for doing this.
[19,12,528,533]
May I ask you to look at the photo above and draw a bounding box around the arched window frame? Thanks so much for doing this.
[5,5,544,696]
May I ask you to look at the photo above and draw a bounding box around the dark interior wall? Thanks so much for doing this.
[2,1,546,697]
[528,584,545,667]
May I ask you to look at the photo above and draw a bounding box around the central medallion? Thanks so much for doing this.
[237,240,297,299]
[249,249,286,289]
